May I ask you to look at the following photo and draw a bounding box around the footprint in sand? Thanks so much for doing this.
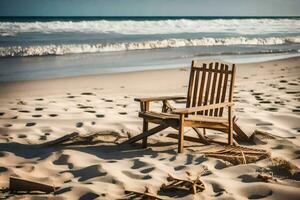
[292,109,300,113]
[278,87,286,90]
[248,190,272,199]
[53,154,74,169]
[39,135,47,140]
[265,107,278,112]
[211,183,226,195]
[116,104,127,108]
[91,121,96,125]
[67,96,76,98]
[251,92,264,95]
[174,165,186,171]
[255,96,263,101]
[3,124,12,128]
[288,82,298,86]
[69,165,107,181]
[76,122,83,128]
[19,110,30,113]
[0,112,4,116]
[85,110,96,113]
[78,105,93,109]
[279,80,288,83]
[81,92,95,95]
[256,122,273,126]
[0,167,8,173]
[18,134,27,138]
[274,101,285,105]
[11,116,18,119]
[104,99,113,102]
[35,108,44,111]
[49,114,58,117]
[35,98,44,101]
[131,159,147,169]
[286,91,300,94]
[123,170,151,180]
[96,114,105,118]
[32,114,42,118]
[259,100,272,104]
[25,122,36,127]
[118,112,127,115]
[238,174,261,183]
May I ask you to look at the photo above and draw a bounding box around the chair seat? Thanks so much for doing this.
[139,111,228,123]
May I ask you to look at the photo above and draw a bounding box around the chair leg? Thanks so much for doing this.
[178,114,185,153]
[228,107,233,145]
[142,119,148,148]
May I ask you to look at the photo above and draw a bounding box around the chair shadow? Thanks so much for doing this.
[0,140,178,161]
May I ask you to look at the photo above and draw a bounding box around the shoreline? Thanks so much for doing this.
[1,52,300,83]
[0,56,299,98]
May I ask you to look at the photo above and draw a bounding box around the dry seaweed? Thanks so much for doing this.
[125,186,164,200]
[200,145,269,165]
[257,173,278,183]
[161,173,205,194]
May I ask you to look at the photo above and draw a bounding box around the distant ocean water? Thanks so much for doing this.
[0,16,299,82]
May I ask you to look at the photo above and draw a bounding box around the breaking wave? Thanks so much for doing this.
[1,18,300,36]
[1,36,300,57]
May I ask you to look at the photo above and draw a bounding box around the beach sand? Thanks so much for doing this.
[0,57,299,199]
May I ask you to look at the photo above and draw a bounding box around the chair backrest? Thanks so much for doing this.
[186,60,236,117]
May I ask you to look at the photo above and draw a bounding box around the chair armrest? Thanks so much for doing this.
[172,102,234,114]
[134,96,186,102]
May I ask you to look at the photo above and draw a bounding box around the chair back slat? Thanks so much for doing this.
[186,62,195,108]
[186,60,236,117]
[196,64,207,114]
[214,63,225,116]
[203,62,213,115]
[219,64,229,116]
[209,62,219,115]
[191,70,200,107]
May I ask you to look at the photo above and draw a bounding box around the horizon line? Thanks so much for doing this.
[0,15,299,18]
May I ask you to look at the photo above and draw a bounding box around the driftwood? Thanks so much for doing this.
[125,186,164,200]
[41,132,79,146]
[9,177,56,193]
[161,174,205,194]
[40,132,127,147]
[200,145,269,165]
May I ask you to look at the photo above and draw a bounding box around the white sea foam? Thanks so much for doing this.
[0,36,299,57]
[1,19,300,36]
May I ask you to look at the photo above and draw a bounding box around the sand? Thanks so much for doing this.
[0,57,299,199]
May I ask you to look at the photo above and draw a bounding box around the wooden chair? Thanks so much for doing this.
[123,60,248,153]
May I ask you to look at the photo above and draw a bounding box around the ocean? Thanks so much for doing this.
[0,16,299,82]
